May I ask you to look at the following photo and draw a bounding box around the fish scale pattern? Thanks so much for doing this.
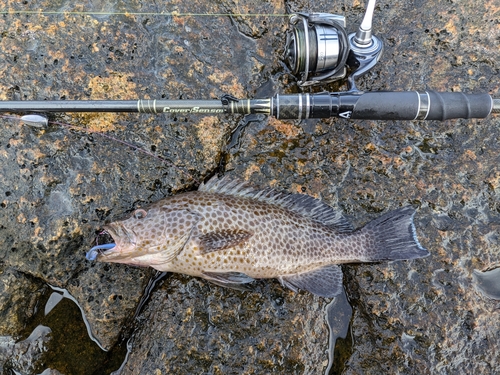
[95,176,428,296]
[104,180,368,276]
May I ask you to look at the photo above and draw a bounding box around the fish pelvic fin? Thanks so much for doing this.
[360,206,429,261]
[279,265,344,298]
[202,271,255,284]
[201,271,255,292]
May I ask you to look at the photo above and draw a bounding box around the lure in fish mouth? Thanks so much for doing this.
[86,242,115,261]
[86,176,429,298]
[86,223,141,263]
[87,227,119,260]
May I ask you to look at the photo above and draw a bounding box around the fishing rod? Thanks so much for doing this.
[7,91,497,122]
[2,0,499,124]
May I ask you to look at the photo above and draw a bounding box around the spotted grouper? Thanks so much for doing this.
[86,176,429,297]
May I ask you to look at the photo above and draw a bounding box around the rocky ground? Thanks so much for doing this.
[0,0,499,374]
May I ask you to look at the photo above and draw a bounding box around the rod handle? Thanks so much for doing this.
[350,91,493,120]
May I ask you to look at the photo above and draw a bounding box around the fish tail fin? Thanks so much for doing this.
[360,206,429,261]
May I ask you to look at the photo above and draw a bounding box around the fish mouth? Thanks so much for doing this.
[85,227,118,261]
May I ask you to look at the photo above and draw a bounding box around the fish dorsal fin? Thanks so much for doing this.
[200,176,353,233]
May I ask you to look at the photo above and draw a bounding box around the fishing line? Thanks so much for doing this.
[0,10,289,18]
[1,114,200,184]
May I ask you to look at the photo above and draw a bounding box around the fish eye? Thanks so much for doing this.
[133,209,148,219]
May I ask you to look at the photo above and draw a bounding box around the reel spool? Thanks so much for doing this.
[286,13,349,86]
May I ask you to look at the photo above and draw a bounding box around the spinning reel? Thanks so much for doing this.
[285,0,383,90]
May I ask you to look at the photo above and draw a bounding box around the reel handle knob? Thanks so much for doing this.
[347,0,384,92]
[353,0,377,46]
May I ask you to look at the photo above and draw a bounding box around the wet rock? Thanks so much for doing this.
[0,268,47,337]
[120,275,330,374]
[0,325,52,374]
[64,264,152,350]
[1,0,271,352]
[0,0,498,373]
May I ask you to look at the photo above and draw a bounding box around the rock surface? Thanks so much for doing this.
[0,0,499,374]
[120,275,331,374]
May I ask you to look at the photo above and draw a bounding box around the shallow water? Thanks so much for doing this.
[2,286,127,375]
[473,268,500,301]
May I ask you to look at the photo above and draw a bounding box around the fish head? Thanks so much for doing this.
[87,203,197,267]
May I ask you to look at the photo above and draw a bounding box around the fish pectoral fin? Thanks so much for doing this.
[143,247,181,265]
[202,271,255,285]
[196,229,253,254]
[149,223,197,263]
[279,265,344,298]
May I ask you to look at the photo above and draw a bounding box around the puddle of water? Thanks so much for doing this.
[324,287,353,375]
[3,286,128,375]
[473,267,500,300]
[2,271,171,375]
[48,286,107,352]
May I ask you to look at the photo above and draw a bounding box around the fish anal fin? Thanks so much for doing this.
[280,265,344,298]
[197,229,253,254]
[202,271,255,285]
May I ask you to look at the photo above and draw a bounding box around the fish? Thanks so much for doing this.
[86,176,429,297]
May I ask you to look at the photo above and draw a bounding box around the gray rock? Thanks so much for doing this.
[120,275,331,374]
[0,269,46,337]
[0,0,498,373]
[0,325,52,374]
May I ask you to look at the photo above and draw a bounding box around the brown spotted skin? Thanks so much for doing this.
[92,177,430,298]
[171,192,354,278]
[98,186,372,279]
[95,176,428,296]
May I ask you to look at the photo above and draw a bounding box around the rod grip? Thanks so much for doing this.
[351,91,493,120]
